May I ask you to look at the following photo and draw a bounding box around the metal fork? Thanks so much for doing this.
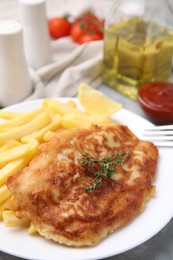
[143,125,173,147]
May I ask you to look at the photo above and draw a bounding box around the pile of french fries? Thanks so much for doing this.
[0,98,112,235]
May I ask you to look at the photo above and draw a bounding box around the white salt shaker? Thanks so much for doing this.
[19,0,52,70]
[0,20,32,107]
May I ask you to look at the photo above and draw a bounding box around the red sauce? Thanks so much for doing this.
[138,82,173,124]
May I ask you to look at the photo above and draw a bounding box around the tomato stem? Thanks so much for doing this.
[63,13,70,20]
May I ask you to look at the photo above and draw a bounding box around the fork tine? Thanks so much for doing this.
[144,125,173,130]
[152,142,173,147]
[143,136,173,141]
[143,130,173,136]
[143,125,173,147]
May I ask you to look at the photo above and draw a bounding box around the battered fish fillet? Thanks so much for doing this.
[7,124,158,247]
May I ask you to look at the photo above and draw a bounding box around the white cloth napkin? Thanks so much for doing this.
[27,38,104,100]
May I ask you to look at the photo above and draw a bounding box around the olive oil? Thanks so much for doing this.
[102,17,173,100]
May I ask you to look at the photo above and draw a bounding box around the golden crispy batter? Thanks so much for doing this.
[7,124,158,247]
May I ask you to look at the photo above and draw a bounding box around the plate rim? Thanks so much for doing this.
[0,97,173,260]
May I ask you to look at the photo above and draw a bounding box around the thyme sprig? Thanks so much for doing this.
[80,150,130,192]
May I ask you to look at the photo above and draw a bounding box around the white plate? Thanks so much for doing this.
[0,98,173,260]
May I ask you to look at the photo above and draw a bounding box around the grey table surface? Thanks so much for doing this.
[0,85,173,260]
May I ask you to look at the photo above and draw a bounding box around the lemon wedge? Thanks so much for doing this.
[78,82,122,116]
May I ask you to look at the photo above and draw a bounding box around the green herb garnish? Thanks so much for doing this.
[80,150,130,192]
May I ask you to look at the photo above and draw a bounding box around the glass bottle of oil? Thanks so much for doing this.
[102,0,173,100]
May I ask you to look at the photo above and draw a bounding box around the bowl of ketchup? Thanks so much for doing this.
[138,82,173,125]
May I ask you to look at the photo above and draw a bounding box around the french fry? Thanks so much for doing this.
[0,142,36,168]
[43,131,55,142]
[0,108,44,131]
[28,222,37,235]
[63,113,111,124]
[0,201,7,220]
[62,113,111,129]
[0,143,31,168]
[0,196,19,221]
[43,105,59,116]
[0,140,39,186]
[66,100,77,108]
[6,140,22,148]
[0,111,51,145]
[0,199,10,220]
[42,98,84,116]
[0,111,22,120]
[21,114,62,143]
[0,158,27,186]
[0,140,21,153]
[2,210,30,227]
[1,196,19,211]
[0,144,9,153]
[62,118,92,128]
[0,185,11,204]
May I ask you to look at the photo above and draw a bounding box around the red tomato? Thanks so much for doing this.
[70,14,104,44]
[48,17,72,39]
[70,21,86,43]
[78,33,103,44]
[76,11,99,23]
[78,11,104,35]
